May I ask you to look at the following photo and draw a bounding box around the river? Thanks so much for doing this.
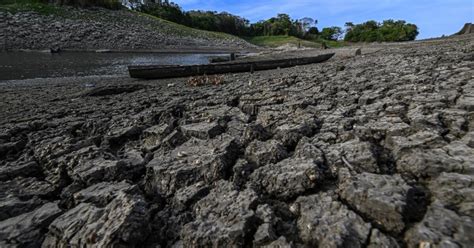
[0,52,227,81]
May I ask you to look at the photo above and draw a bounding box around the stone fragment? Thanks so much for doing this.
[0,202,62,247]
[249,157,325,200]
[146,135,238,196]
[295,192,371,247]
[245,139,288,167]
[181,180,258,247]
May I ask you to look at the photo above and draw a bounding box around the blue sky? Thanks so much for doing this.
[173,0,474,39]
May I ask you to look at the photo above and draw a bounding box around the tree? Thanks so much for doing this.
[344,20,418,42]
[320,26,343,41]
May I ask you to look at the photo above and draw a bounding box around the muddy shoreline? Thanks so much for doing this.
[0,35,473,247]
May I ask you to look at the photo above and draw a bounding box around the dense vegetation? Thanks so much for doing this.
[136,2,418,44]
[345,20,419,42]
[1,0,419,45]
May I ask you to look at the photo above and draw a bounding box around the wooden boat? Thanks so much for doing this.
[128,53,335,79]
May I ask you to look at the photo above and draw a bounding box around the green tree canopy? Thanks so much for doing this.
[344,20,419,42]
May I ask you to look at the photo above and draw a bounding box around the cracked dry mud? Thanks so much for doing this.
[0,35,473,247]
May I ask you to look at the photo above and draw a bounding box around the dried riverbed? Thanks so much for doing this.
[0,35,473,247]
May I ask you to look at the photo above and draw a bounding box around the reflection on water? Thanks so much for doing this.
[0,52,225,81]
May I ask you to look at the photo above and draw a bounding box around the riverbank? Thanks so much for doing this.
[0,6,255,51]
[0,35,473,247]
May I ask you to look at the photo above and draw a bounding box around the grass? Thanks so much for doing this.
[0,0,63,15]
[244,35,347,48]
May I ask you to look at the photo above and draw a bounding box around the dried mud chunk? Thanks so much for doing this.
[249,157,326,200]
[42,192,149,248]
[72,181,138,207]
[294,192,371,247]
[145,134,238,196]
[181,180,258,247]
[0,202,62,247]
[180,122,224,139]
[404,203,474,248]
[245,139,288,167]
[429,172,474,217]
[368,229,400,248]
[338,169,414,233]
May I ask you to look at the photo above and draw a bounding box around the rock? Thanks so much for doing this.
[245,139,288,167]
[404,203,474,248]
[294,192,371,247]
[181,180,258,247]
[338,169,416,233]
[249,157,326,200]
[180,121,224,139]
[0,202,62,247]
[42,192,150,247]
[145,135,239,196]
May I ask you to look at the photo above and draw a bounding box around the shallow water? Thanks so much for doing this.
[0,52,226,81]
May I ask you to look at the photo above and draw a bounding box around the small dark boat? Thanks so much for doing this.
[128,53,335,79]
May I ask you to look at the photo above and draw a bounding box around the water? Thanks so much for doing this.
[0,52,226,81]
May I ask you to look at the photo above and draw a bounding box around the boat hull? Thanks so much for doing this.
[128,53,335,79]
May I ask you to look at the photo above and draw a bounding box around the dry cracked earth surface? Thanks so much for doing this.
[0,35,473,247]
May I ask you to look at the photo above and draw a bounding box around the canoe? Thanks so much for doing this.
[128,53,335,79]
